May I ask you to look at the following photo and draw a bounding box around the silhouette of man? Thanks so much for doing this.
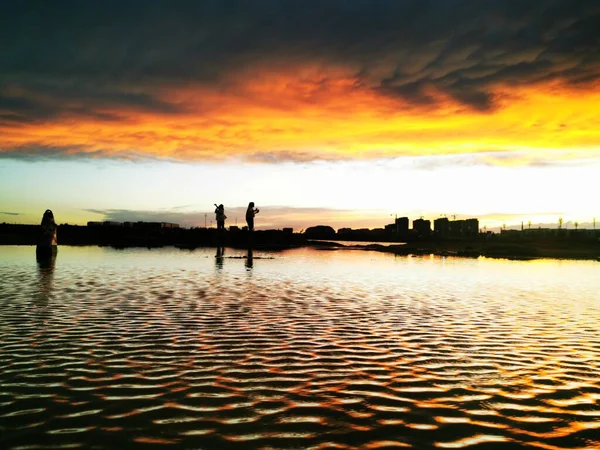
[246,202,259,231]
[214,204,227,231]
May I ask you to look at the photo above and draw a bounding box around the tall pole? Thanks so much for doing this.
[205,213,207,228]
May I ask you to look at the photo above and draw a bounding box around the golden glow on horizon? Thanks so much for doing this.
[2,70,600,163]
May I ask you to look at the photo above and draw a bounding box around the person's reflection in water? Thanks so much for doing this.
[215,246,225,270]
[245,247,253,270]
[35,251,56,320]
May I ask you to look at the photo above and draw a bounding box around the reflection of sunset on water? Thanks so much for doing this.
[1,246,599,448]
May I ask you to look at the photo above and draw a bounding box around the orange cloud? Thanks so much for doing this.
[2,69,600,164]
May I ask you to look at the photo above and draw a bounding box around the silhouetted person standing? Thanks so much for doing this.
[246,202,259,231]
[37,209,58,258]
[214,204,227,231]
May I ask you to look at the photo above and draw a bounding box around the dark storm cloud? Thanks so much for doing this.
[0,79,183,125]
[1,0,599,122]
[0,144,175,162]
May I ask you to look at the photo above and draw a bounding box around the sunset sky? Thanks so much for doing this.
[1,1,599,231]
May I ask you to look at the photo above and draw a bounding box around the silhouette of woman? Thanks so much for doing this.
[245,202,259,231]
[214,204,227,231]
[37,209,58,258]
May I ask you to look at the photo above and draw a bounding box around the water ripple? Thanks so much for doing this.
[1,246,600,449]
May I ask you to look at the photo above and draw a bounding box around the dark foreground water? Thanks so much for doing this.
[1,246,600,449]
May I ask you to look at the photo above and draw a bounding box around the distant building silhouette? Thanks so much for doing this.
[384,217,409,236]
[434,218,450,237]
[384,215,480,239]
[449,219,464,236]
[413,218,431,236]
[465,218,479,236]
[433,217,479,237]
[396,217,409,234]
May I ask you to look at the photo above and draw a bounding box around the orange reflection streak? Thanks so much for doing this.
[435,434,510,448]
[134,437,180,445]
[507,420,600,440]
[1,68,599,163]
[364,441,412,449]
[525,442,594,450]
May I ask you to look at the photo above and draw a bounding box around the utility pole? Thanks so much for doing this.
[204,213,207,228]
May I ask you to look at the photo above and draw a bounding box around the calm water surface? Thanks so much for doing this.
[1,245,600,449]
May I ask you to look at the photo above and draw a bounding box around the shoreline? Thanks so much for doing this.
[3,240,599,262]
[1,223,598,261]
[309,240,600,261]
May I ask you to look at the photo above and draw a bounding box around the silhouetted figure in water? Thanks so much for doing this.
[246,202,259,231]
[37,209,58,258]
[214,204,227,231]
